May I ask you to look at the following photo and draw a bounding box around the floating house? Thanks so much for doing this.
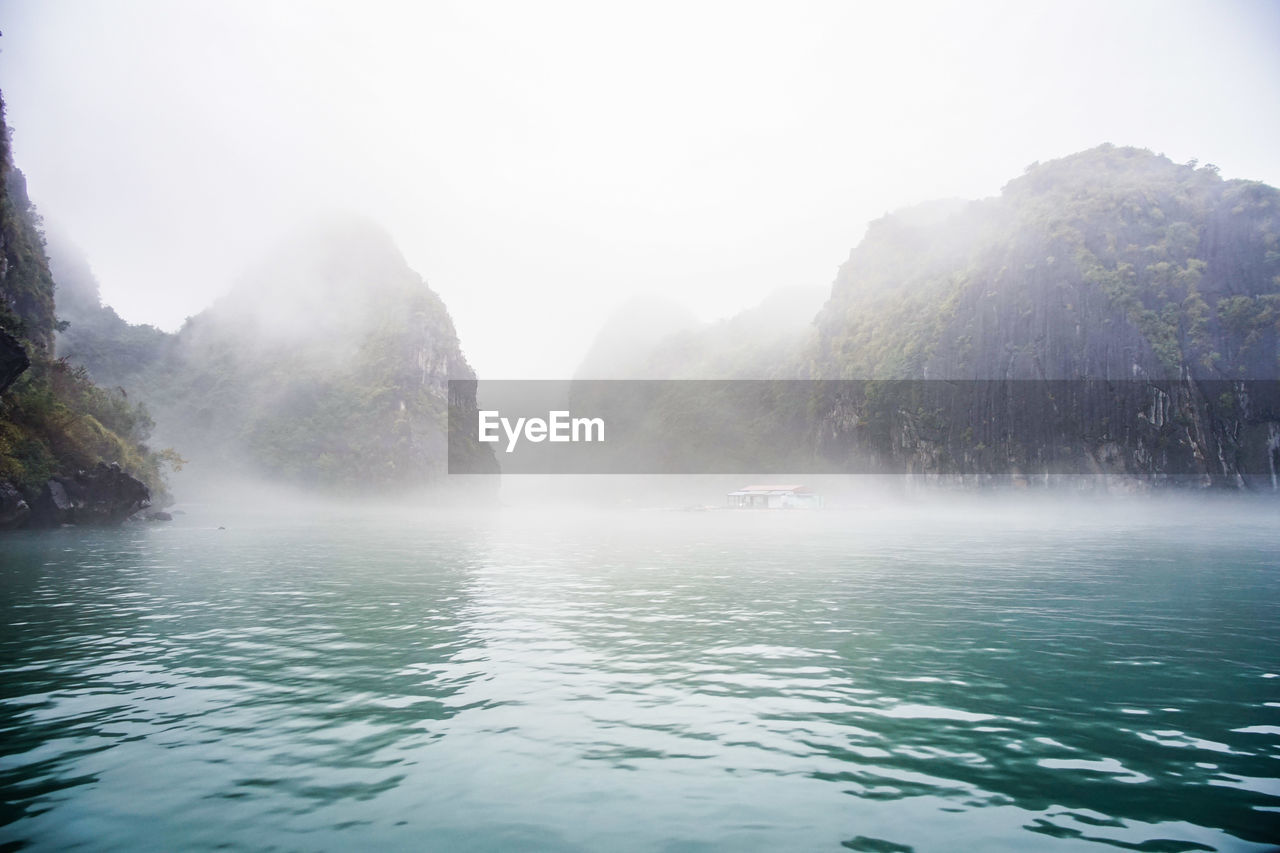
[726,484,822,509]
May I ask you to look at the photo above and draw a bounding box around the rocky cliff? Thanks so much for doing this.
[131,219,496,489]
[0,89,164,526]
[807,146,1280,488]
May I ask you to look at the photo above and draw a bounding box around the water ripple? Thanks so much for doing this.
[1,508,1278,851]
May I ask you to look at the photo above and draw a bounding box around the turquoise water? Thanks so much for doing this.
[1,502,1278,851]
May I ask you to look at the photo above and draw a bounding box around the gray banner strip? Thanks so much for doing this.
[448,379,1280,479]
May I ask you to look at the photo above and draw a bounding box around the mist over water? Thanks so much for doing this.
[2,500,1277,851]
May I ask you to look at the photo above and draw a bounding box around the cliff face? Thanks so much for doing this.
[0,147,57,355]
[0,90,163,524]
[813,147,1278,380]
[807,146,1280,487]
[137,219,495,489]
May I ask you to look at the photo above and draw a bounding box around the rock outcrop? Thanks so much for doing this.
[27,462,151,527]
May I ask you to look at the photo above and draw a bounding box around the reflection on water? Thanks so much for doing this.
[1,503,1278,851]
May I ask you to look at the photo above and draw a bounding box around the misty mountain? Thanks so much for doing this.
[803,145,1280,486]
[574,295,699,379]
[35,214,495,495]
[49,231,171,390]
[575,286,827,379]
[811,145,1278,381]
[129,219,494,490]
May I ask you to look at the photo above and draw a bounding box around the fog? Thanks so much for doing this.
[161,466,1280,531]
[3,0,1279,379]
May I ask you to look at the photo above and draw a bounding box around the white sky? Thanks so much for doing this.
[1,0,1278,378]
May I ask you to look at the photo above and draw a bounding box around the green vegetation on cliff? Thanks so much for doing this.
[811,146,1280,380]
[0,92,178,502]
[0,357,178,495]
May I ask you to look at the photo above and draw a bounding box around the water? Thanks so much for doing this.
[1,501,1278,851]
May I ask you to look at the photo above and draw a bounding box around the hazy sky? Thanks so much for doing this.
[1,0,1278,378]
